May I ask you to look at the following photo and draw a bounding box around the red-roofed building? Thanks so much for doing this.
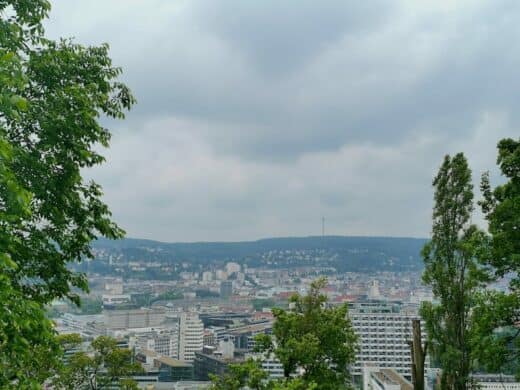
[253,311,274,321]
[333,295,359,303]
[276,291,297,300]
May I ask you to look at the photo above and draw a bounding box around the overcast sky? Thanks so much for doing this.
[44,0,519,242]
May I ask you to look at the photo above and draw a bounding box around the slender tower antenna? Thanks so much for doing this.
[322,216,325,238]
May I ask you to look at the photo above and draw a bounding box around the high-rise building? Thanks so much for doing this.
[178,313,204,362]
[132,312,204,363]
[348,301,429,381]
[220,281,233,299]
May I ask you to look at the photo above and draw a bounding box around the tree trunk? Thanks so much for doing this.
[410,319,427,390]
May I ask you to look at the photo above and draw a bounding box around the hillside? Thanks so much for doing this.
[91,235,427,273]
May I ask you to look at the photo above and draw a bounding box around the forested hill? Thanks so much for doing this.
[92,236,428,272]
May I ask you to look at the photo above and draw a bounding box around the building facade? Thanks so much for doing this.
[105,308,165,329]
[473,375,520,390]
[178,313,204,362]
[220,281,233,299]
[349,301,429,380]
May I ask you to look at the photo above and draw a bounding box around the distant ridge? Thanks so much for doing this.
[94,235,427,247]
[92,235,428,272]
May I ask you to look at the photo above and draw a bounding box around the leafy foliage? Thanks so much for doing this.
[252,298,276,311]
[151,289,183,303]
[474,138,520,378]
[210,359,317,390]
[54,335,142,390]
[0,0,133,386]
[0,1,58,387]
[265,278,357,389]
[420,153,490,389]
[471,291,520,377]
[79,297,103,315]
[480,138,520,289]
[210,359,269,390]
[211,278,357,390]
[7,31,134,306]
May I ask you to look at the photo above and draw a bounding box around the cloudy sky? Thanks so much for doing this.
[44,0,519,242]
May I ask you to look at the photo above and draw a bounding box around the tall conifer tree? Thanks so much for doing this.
[421,153,489,389]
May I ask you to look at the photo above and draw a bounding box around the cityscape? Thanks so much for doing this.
[1,1,519,389]
[48,237,515,389]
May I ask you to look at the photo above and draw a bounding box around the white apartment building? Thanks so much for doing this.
[473,375,520,390]
[160,312,204,362]
[176,312,204,362]
[246,352,284,379]
[133,327,180,359]
[131,312,204,362]
[349,301,429,380]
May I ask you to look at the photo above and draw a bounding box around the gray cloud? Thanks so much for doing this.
[44,1,520,241]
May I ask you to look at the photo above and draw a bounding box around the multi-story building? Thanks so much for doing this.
[58,313,105,338]
[202,271,213,282]
[203,330,217,347]
[194,340,243,381]
[102,294,131,307]
[261,356,284,379]
[131,312,203,362]
[246,352,284,379]
[348,301,428,381]
[220,281,233,299]
[154,356,194,382]
[105,308,165,329]
[225,322,273,351]
[473,375,520,390]
[363,366,413,390]
[133,328,180,358]
[178,313,204,362]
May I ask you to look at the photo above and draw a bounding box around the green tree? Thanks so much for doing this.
[0,0,133,385]
[480,138,520,288]
[420,153,490,389]
[209,359,269,390]
[473,138,520,378]
[1,0,134,307]
[78,297,103,315]
[266,278,357,389]
[252,298,276,311]
[0,2,62,387]
[212,278,357,390]
[271,379,317,390]
[210,360,317,390]
[54,335,142,390]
